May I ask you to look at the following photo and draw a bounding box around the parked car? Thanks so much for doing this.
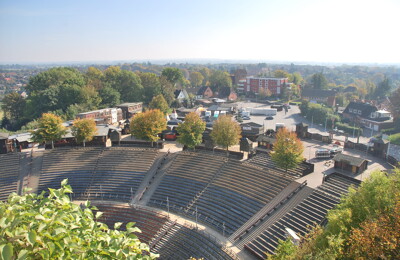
[265,116,274,120]
[242,116,251,120]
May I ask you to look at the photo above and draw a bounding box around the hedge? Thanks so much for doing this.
[335,122,363,136]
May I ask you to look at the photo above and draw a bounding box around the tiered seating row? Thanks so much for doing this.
[38,147,102,196]
[245,174,360,259]
[86,148,158,201]
[153,223,234,260]
[0,153,20,201]
[193,160,293,235]
[148,152,227,212]
[95,204,168,244]
[37,147,158,202]
[246,153,306,178]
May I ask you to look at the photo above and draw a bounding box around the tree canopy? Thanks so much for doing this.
[208,70,232,93]
[310,72,328,89]
[270,128,304,173]
[31,113,67,149]
[71,118,97,147]
[149,94,169,115]
[270,169,400,259]
[189,72,204,88]
[0,179,156,259]
[130,109,167,144]
[210,115,241,154]
[161,67,183,85]
[176,112,206,149]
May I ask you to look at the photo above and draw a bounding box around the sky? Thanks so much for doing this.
[0,0,399,64]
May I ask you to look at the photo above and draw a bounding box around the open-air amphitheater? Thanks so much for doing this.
[0,147,361,259]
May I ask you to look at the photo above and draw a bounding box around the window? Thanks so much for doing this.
[358,110,361,115]
[349,108,353,112]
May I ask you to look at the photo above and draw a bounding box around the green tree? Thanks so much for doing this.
[159,76,176,105]
[199,67,211,85]
[271,128,304,173]
[26,67,85,93]
[31,113,67,149]
[79,86,102,110]
[210,115,241,155]
[99,86,121,107]
[71,118,97,147]
[289,72,304,85]
[85,66,105,90]
[273,70,290,78]
[189,72,204,88]
[374,76,391,99]
[0,179,156,259]
[1,92,26,121]
[130,109,167,145]
[114,70,143,102]
[208,70,232,93]
[389,87,400,129]
[310,72,328,89]
[177,112,206,149]
[161,67,184,85]
[138,72,161,102]
[149,94,169,114]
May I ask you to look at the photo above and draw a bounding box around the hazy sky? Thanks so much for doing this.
[0,0,399,64]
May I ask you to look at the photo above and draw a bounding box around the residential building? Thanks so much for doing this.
[301,89,337,107]
[342,101,393,131]
[174,89,190,101]
[116,102,143,119]
[244,77,288,95]
[195,86,213,99]
[218,87,237,101]
[76,108,123,125]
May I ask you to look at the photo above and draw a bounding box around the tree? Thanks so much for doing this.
[210,115,241,155]
[290,72,304,85]
[271,128,304,173]
[374,76,391,99]
[159,76,176,105]
[1,92,26,121]
[310,72,328,89]
[273,70,290,78]
[85,66,105,90]
[31,113,67,149]
[275,169,400,259]
[208,70,232,93]
[389,87,400,129]
[71,118,97,147]
[0,179,156,259]
[177,112,206,149]
[258,87,272,99]
[189,72,204,88]
[149,94,169,115]
[130,109,167,145]
[161,67,183,85]
[138,72,161,102]
[79,86,102,110]
[199,67,211,85]
[114,70,143,102]
[99,86,121,107]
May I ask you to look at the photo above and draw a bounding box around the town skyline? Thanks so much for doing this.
[1,0,399,64]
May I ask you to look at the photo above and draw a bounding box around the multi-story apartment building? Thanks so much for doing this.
[243,77,288,95]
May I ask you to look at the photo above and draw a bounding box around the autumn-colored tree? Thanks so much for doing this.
[258,87,272,99]
[31,113,67,149]
[149,94,169,114]
[0,179,157,259]
[271,128,304,173]
[272,169,400,259]
[347,200,400,259]
[208,70,232,93]
[71,118,97,147]
[161,67,183,85]
[130,109,167,146]
[177,112,206,149]
[210,115,241,155]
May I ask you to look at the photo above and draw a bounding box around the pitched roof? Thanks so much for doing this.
[196,86,210,96]
[218,87,234,98]
[241,122,263,128]
[343,101,377,118]
[301,89,336,99]
[333,153,368,167]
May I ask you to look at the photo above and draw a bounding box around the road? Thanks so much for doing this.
[235,101,371,144]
